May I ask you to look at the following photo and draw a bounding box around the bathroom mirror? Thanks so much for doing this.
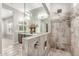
[25,3,47,33]
[25,3,49,33]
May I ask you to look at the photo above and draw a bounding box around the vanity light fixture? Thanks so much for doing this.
[38,13,48,19]
[25,10,32,17]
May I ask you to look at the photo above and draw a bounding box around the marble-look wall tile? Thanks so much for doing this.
[50,21,71,51]
[71,16,79,55]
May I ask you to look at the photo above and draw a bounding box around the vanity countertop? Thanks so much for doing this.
[18,32,33,35]
[23,32,50,40]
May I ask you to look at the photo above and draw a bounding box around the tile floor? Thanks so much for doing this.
[2,38,22,56]
[48,48,71,56]
[2,38,71,56]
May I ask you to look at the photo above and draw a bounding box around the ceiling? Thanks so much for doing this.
[25,3,43,11]
[5,3,43,12]
[2,3,78,19]
[2,8,13,18]
[2,3,43,18]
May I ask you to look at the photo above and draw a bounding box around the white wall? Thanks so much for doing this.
[2,4,24,43]
[2,8,13,18]
[3,16,14,39]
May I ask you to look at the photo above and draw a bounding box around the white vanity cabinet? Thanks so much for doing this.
[22,32,49,56]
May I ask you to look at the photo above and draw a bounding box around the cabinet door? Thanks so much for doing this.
[28,38,40,56]
[39,35,48,56]
[39,36,45,56]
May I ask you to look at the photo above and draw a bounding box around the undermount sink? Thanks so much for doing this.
[25,34,38,37]
[25,35,32,37]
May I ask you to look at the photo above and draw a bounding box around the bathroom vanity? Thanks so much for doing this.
[22,32,50,56]
[18,32,32,43]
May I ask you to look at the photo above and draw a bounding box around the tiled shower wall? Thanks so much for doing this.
[48,3,79,56]
[49,3,72,53]
[50,21,71,51]
[71,16,79,55]
[71,4,79,56]
[0,3,2,55]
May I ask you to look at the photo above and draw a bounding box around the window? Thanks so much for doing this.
[18,21,27,32]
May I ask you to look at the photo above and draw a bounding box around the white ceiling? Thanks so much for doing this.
[2,8,13,18]
[3,3,79,19]
[25,3,42,11]
[2,3,43,18]
[5,3,24,12]
[5,3,43,12]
